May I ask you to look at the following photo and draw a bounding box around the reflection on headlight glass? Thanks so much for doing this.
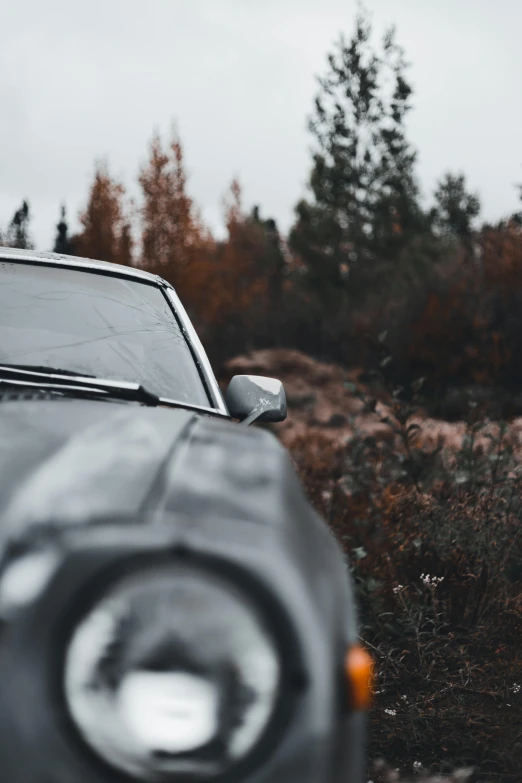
[0,549,60,618]
[119,670,221,755]
[64,565,280,779]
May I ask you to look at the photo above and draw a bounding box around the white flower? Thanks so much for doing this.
[384,708,396,716]
[512,683,521,694]
[393,584,405,594]
[421,573,444,588]
[413,761,422,771]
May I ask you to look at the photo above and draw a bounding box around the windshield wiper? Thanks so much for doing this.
[0,365,160,406]
[0,364,96,378]
[0,365,228,417]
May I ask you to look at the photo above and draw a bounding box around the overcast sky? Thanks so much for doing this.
[1,0,521,251]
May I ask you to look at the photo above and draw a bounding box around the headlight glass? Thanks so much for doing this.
[63,563,281,779]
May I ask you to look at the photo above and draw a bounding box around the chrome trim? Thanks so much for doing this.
[164,287,229,415]
[0,247,162,285]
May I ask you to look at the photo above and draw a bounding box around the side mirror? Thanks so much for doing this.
[225,375,287,426]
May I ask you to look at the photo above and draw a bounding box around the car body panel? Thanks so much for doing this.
[0,249,364,783]
[0,398,195,540]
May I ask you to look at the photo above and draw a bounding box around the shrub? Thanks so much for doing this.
[287,379,522,782]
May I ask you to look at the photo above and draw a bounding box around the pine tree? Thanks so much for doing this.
[250,205,286,320]
[290,9,422,306]
[6,200,34,249]
[116,220,134,267]
[431,173,481,239]
[53,205,73,254]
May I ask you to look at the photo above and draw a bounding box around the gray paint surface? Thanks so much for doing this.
[0,398,194,537]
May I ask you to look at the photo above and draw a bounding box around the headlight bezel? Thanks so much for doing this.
[50,544,306,783]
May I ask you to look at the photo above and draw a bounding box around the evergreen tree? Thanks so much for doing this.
[290,10,422,306]
[53,205,73,254]
[431,173,481,239]
[6,200,34,249]
[117,220,134,267]
[506,182,522,226]
[251,205,286,318]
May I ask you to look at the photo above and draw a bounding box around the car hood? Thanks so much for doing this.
[0,396,299,557]
[0,396,357,674]
[0,397,204,542]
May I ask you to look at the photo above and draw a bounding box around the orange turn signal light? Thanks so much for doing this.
[344,644,374,710]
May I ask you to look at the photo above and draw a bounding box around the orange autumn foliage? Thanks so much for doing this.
[73,161,133,266]
[138,133,273,344]
[139,129,210,283]
[199,179,269,326]
[69,127,295,367]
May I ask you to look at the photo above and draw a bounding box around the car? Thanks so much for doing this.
[0,247,369,783]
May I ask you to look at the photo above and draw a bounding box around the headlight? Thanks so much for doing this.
[63,562,281,780]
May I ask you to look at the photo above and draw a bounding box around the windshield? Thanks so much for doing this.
[0,261,210,406]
